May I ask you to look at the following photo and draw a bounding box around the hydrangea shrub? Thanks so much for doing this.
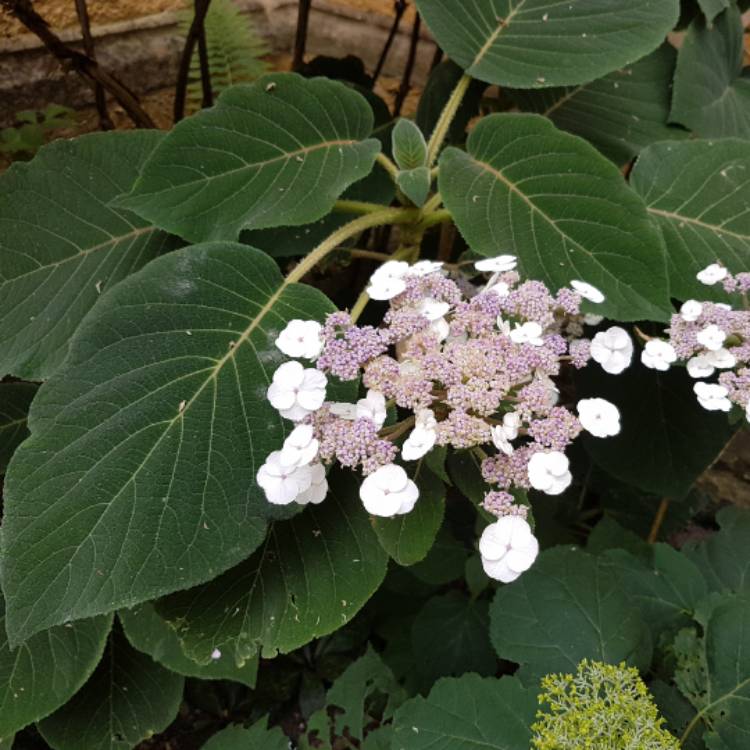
[0,1,749,748]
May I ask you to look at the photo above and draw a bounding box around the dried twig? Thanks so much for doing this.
[174,0,213,122]
[393,12,420,117]
[372,0,407,84]
[1,0,155,128]
[74,0,113,130]
[292,0,312,72]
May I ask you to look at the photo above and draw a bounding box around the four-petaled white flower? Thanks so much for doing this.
[410,260,444,277]
[279,424,319,468]
[706,348,736,369]
[479,516,539,583]
[474,254,517,273]
[418,297,450,321]
[275,319,323,359]
[694,382,732,412]
[641,339,677,371]
[590,326,633,375]
[366,260,411,300]
[527,451,572,495]
[402,425,437,460]
[328,401,358,419]
[359,464,419,517]
[696,263,727,286]
[571,280,605,303]
[267,361,327,421]
[687,355,714,379]
[356,389,387,428]
[296,462,328,505]
[490,425,514,455]
[680,300,703,322]
[696,324,726,352]
[577,398,621,438]
[510,321,544,346]
[256,451,313,505]
[501,411,521,441]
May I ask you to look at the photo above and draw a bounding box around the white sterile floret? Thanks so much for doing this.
[415,408,437,431]
[687,355,715,379]
[571,280,605,303]
[430,317,450,341]
[510,321,544,346]
[694,382,732,412]
[490,425,514,455]
[366,260,411,300]
[267,361,327,421]
[256,451,313,505]
[479,516,539,583]
[328,401,358,419]
[746,401,750,423]
[502,411,521,440]
[474,254,517,273]
[527,451,572,495]
[583,313,604,326]
[402,425,437,460]
[577,398,621,438]
[680,300,703,323]
[696,263,728,285]
[356,389,387,427]
[696,324,726,352]
[296,463,328,505]
[418,297,451,321]
[590,326,633,375]
[359,464,419,517]
[706,348,736,369]
[409,260,443,277]
[641,339,677,372]
[487,281,510,298]
[275,319,323,359]
[279,424,319,468]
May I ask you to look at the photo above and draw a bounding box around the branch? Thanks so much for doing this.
[1,0,155,129]
[372,0,407,83]
[74,0,113,130]
[174,0,212,123]
[292,0,313,72]
[393,11,421,117]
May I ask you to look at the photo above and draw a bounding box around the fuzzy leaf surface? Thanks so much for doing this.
[1,242,338,646]
[0,598,111,738]
[439,114,670,322]
[0,131,179,380]
[630,139,750,302]
[414,0,679,88]
[511,45,687,165]
[156,473,388,664]
[119,74,380,242]
[671,6,750,138]
[392,673,536,750]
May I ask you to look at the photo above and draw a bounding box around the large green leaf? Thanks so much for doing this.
[119,74,380,243]
[698,0,730,24]
[118,603,258,688]
[576,362,735,498]
[684,507,750,595]
[202,720,288,750]
[677,596,750,749]
[0,596,111,739]
[392,673,537,750]
[0,382,37,471]
[372,463,444,566]
[37,626,183,750]
[411,592,496,688]
[671,6,750,138]
[0,131,180,380]
[414,0,679,88]
[1,242,339,646]
[490,546,650,678]
[630,139,750,302]
[156,472,388,664]
[511,45,687,165]
[439,114,670,322]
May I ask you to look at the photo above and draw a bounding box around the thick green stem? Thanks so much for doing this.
[334,199,394,215]
[418,209,452,230]
[421,192,443,215]
[286,207,417,284]
[426,73,472,166]
[376,151,400,181]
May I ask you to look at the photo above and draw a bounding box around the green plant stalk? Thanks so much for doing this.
[376,151,400,180]
[334,199,395,215]
[426,72,472,166]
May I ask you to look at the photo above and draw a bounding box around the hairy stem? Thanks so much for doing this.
[334,199,394,215]
[426,73,472,166]
[376,152,400,181]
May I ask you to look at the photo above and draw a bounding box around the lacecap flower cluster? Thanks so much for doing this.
[640,262,750,421]
[258,256,628,581]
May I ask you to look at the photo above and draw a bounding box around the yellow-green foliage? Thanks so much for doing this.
[180,0,270,113]
[531,659,681,750]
